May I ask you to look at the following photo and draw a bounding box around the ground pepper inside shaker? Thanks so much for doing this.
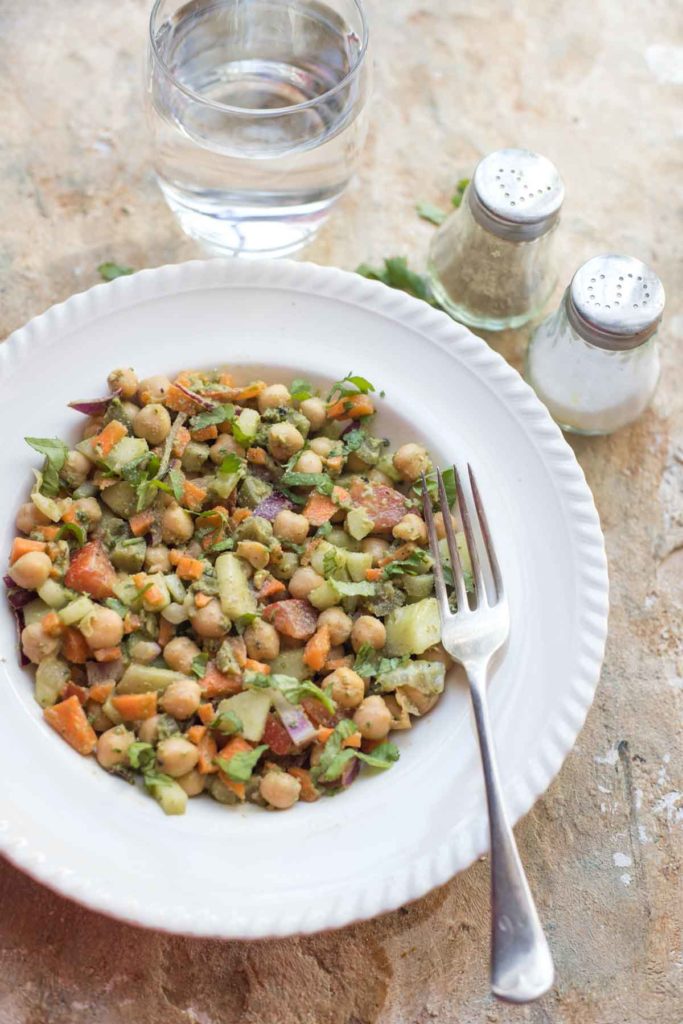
[525,254,665,435]
[428,148,565,331]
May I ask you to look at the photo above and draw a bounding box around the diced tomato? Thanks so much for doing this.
[64,541,116,600]
[349,478,408,532]
[200,662,243,699]
[300,696,335,728]
[262,599,318,640]
[263,713,294,756]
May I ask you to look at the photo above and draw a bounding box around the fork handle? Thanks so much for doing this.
[467,662,555,1003]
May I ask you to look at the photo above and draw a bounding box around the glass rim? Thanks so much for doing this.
[149,0,369,117]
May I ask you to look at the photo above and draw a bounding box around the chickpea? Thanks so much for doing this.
[133,403,172,445]
[9,551,52,590]
[309,436,335,457]
[210,433,244,464]
[130,639,161,664]
[260,770,301,810]
[273,509,310,545]
[163,636,201,674]
[434,511,458,540]
[351,615,386,652]
[288,566,324,600]
[97,725,135,769]
[317,606,353,645]
[161,504,194,544]
[108,367,138,399]
[70,496,102,528]
[360,537,390,563]
[145,544,171,574]
[160,679,202,719]
[368,469,394,487]
[299,397,326,431]
[393,443,431,483]
[268,422,304,462]
[295,450,323,475]
[236,540,270,570]
[258,383,291,413]
[270,551,298,582]
[177,768,206,797]
[121,400,141,421]
[15,502,50,534]
[87,701,115,733]
[328,667,365,709]
[80,607,124,650]
[138,714,161,744]
[190,598,229,639]
[61,450,91,489]
[156,736,199,778]
[244,619,280,662]
[21,622,60,664]
[354,695,392,740]
[82,417,103,440]
[137,374,172,405]
[392,513,428,544]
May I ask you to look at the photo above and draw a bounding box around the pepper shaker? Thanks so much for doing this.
[428,148,565,330]
[525,254,665,434]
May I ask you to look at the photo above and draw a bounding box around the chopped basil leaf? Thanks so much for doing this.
[355,742,400,770]
[128,741,156,770]
[342,428,366,453]
[215,744,268,783]
[382,549,433,579]
[353,644,407,679]
[416,201,447,226]
[189,403,235,431]
[218,453,243,477]
[210,710,243,735]
[98,262,134,281]
[280,470,334,496]
[104,597,128,618]
[316,719,358,780]
[25,437,69,497]
[290,378,314,401]
[415,466,456,509]
[244,671,336,715]
[329,579,376,598]
[168,467,185,502]
[318,734,399,782]
[327,372,376,402]
[318,747,357,782]
[191,653,208,678]
[208,538,235,553]
[57,521,87,547]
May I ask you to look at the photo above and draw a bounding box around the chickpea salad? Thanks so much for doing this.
[6,367,464,815]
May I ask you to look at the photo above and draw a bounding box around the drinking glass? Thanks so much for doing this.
[146,0,370,257]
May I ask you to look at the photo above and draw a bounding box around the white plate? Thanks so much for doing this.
[0,260,608,938]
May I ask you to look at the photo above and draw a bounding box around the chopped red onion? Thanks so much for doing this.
[341,756,360,787]
[271,693,317,747]
[253,491,294,521]
[11,605,29,666]
[340,419,362,438]
[176,383,216,410]
[86,659,124,685]
[68,389,121,416]
[4,578,34,609]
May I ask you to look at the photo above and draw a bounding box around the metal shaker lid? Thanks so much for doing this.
[469,148,564,242]
[567,254,665,350]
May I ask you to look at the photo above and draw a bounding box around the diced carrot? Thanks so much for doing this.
[60,505,78,525]
[201,662,243,699]
[197,731,218,774]
[229,635,248,668]
[198,702,215,725]
[157,617,174,648]
[41,611,63,638]
[167,550,182,567]
[44,695,97,755]
[244,658,270,675]
[186,724,207,745]
[182,480,207,511]
[10,537,47,562]
[94,646,122,663]
[176,555,204,581]
[288,766,320,802]
[64,541,116,600]
[62,626,90,664]
[123,612,141,634]
[32,525,60,541]
[302,486,351,527]
[172,425,191,457]
[326,455,344,474]
[378,543,415,567]
[129,509,155,537]
[235,381,265,401]
[316,726,334,744]
[324,656,353,672]
[131,572,147,588]
[191,424,218,442]
[257,576,287,601]
[215,735,254,799]
[327,394,375,420]
[163,384,200,415]
[246,446,267,465]
[342,731,362,749]
[303,624,331,673]
[218,372,235,387]
[88,681,114,704]
[142,585,166,611]
[194,591,211,608]
[365,567,382,582]
[92,419,127,456]
[232,508,251,524]
[111,691,158,721]
[63,681,88,706]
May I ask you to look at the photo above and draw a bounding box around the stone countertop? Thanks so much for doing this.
[0,1,681,1022]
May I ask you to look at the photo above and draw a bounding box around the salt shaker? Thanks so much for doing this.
[525,255,665,435]
[428,148,565,330]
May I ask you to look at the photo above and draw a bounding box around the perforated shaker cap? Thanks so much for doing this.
[469,148,564,241]
[567,254,665,350]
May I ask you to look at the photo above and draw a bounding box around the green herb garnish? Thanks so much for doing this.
[280,470,334,495]
[327,372,376,402]
[244,671,337,715]
[218,453,244,477]
[382,549,433,579]
[25,437,69,497]
[210,710,243,735]
[451,178,470,208]
[57,521,87,547]
[356,257,436,305]
[128,741,156,770]
[215,745,268,783]
[416,201,447,226]
[191,653,209,679]
[353,644,407,679]
[290,378,314,401]
[98,262,134,281]
[189,403,235,431]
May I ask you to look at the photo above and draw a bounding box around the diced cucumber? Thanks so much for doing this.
[161,602,189,625]
[111,539,147,573]
[216,552,255,619]
[346,507,374,541]
[308,580,341,610]
[101,481,138,519]
[376,659,446,695]
[269,648,308,681]
[325,527,359,551]
[35,656,71,708]
[141,574,170,612]
[311,541,347,579]
[117,664,187,694]
[164,574,186,604]
[232,407,260,446]
[438,534,473,579]
[58,595,94,626]
[384,597,441,656]
[107,436,149,474]
[102,692,123,725]
[112,576,139,607]
[31,489,67,523]
[345,551,372,582]
[37,579,71,610]
[218,690,271,743]
[376,454,402,482]
[181,442,210,473]
[211,470,243,501]
[237,475,272,509]
[234,516,273,544]
[146,776,188,815]
[402,574,435,600]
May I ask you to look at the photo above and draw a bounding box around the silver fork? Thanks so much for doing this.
[422,465,554,1004]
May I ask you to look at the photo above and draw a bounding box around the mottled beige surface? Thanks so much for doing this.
[0,1,681,1021]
